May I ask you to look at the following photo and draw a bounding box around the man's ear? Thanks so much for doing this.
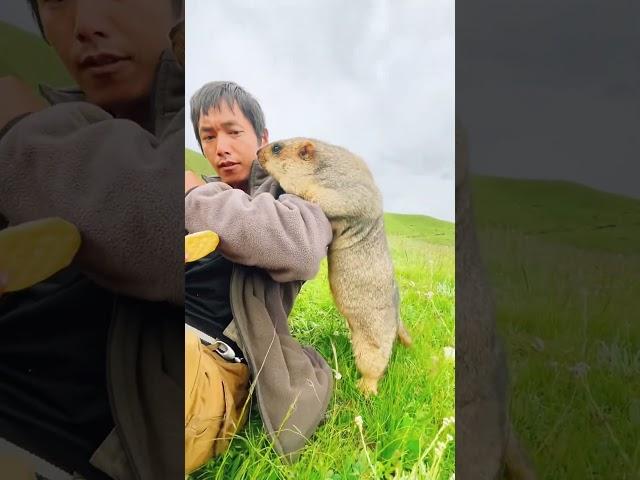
[260,128,269,147]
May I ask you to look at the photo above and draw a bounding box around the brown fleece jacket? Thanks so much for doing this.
[185,161,335,461]
[0,52,184,306]
[185,179,332,282]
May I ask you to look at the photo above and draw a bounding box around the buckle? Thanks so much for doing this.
[211,339,243,363]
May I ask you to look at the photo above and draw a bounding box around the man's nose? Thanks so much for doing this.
[216,134,232,156]
[74,0,109,42]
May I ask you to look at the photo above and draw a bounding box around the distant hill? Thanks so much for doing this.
[471,176,640,253]
[185,148,215,175]
[0,21,72,89]
[384,213,453,246]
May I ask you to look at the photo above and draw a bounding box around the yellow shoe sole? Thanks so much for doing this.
[185,230,219,263]
[0,217,81,292]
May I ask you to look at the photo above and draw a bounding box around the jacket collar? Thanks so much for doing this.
[38,49,184,136]
[203,160,282,197]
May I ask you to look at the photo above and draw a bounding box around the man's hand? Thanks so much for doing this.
[185,170,205,194]
[0,76,48,131]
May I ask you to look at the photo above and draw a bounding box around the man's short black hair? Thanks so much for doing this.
[26,0,184,38]
[190,81,267,152]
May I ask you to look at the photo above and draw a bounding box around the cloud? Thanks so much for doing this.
[186,0,454,220]
[456,0,640,199]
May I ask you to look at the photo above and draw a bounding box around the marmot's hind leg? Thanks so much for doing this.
[348,312,396,396]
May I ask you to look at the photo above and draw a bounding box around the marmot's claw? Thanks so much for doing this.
[357,377,379,397]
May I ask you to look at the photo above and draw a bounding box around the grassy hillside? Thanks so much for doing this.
[471,176,640,478]
[0,21,72,89]
[185,148,215,175]
[384,213,453,246]
[471,176,640,253]
[195,215,455,479]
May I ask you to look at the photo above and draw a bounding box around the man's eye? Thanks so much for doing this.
[203,135,216,142]
[230,130,242,136]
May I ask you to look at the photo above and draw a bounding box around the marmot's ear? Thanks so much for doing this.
[298,141,315,160]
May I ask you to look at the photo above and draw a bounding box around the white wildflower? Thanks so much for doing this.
[443,346,455,360]
[530,336,545,352]
[442,416,455,427]
[569,362,590,379]
[354,415,363,429]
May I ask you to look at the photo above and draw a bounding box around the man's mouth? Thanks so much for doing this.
[79,53,132,75]
[217,161,240,172]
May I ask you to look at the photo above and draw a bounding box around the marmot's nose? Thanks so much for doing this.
[271,143,283,155]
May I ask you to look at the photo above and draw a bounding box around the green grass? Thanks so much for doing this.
[186,148,215,176]
[472,176,640,479]
[0,21,72,89]
[192,214,455,479]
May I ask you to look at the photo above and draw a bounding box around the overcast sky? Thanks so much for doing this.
[0,3,38,33]
[457,0,640,199]
[186,0,455,221]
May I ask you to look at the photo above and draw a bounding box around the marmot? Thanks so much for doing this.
[257,138,412,396]
[169,20,184,68]
[456,120,536,479]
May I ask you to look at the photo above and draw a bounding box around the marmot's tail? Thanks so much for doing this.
[397,319,413,347]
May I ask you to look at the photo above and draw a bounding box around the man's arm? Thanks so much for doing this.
[0,102,184,305]
[185,182,332,282]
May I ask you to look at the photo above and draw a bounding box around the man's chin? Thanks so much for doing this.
[220,173,249,190]
[82,81,152,116]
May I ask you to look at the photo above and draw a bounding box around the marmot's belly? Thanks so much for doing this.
[328,250,395,314]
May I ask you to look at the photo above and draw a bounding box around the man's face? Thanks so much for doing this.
[198,101,269,188]
[37,0,175,112]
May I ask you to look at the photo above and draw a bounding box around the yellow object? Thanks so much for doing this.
[185,230,219,262]
[185,329,249,473]
[0,217,81,292]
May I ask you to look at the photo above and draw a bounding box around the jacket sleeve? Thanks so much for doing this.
[0,102,184,305]
[185,182,333,282]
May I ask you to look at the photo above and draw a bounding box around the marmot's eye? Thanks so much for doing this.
[272,143,282,155]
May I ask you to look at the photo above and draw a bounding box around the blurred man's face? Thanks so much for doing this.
[37,0,175,113]
[198,101,269,189]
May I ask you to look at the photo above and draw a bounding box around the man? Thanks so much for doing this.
[0,1,184,479]
[184,81,334,472]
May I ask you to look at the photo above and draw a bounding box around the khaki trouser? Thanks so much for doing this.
[184,330,250,474]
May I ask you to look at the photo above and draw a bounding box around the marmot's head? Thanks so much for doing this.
[257,138,382,220]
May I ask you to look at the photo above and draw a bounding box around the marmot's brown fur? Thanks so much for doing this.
[258,138,412,396]
[456,120,536,479]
